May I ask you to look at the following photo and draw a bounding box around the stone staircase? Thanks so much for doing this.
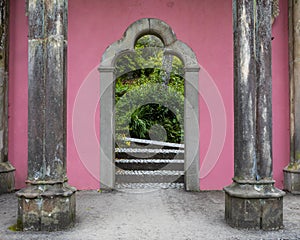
[115,138,185,189]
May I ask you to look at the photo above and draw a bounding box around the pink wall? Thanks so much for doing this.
[9,1,28,189]
[272,0,290,188]
[9,0,289,190]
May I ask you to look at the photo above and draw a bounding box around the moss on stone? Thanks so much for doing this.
[287,162,300,171]
[8,219,23,232]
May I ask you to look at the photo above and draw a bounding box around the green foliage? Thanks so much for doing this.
[129,103,183,143]
[135,35,164,49]
[115,35,185,144]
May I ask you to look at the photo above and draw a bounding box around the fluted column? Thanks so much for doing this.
[224,0,285,230]
[284,0,300,194]
[0,0,15,194]
[16,0,76,231]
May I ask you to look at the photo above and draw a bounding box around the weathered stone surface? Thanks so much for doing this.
[284,0,300,194]
[17,0,75,231]
[271,0,280,23]
[0,69,8,156]
[225,181,284,230]
[0,162,15,193]
[255,0,273,179]
[232,0,274,181]
[224,0,284,230]
[284,167,300,194]
[27,7,67,183]
[0,0,9,70]
[0,0,15,194]
[232,0,257,181]
[225,190,283,230]
[16,183,76,231]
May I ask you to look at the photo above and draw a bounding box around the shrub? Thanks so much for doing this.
[114,35,185,144]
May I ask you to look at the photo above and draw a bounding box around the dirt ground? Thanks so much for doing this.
[0,189,299,240]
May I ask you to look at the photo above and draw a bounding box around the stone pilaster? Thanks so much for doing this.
[284,0,300,194]
[224,0,285,230]
[0,0,15,194]
[16,0,76,231]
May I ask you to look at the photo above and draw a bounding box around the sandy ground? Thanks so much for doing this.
[0,189,300,240]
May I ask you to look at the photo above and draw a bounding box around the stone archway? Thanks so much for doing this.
[99,18,200,191]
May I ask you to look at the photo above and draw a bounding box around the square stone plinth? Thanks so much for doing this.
[225,193,283,230]
[284,168,300,194]
[0,162,15,194]
[16,184,76,231]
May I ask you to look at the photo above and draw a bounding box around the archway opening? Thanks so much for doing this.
[114,34,185,188]
[99,18,199,191]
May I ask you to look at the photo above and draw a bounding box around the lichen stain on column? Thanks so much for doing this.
[240,4,251,85]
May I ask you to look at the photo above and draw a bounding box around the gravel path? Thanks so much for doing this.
[0,189,299,240]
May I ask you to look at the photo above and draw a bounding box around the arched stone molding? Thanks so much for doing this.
[99,18,200,191]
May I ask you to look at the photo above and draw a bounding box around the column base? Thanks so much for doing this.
[224,180,285,230]
[284,166,300,194]
[16,182,76,231]
[0,162,15,194]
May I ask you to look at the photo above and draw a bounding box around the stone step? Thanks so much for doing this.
[115,170,184,183]
[115,159,184,171]
[115,148,184,159]
[115,182,184,189]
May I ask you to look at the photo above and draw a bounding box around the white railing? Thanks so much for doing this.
[119,137,184,149]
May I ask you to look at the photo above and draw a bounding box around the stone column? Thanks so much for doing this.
[16,0,76,231]
[224,0,285,230]
[0,0,15,194]
[284,0,300,194]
